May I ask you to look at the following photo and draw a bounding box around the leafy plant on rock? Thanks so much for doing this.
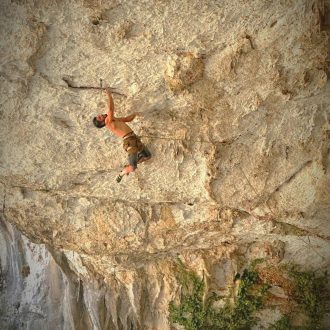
[169,259,270,330]
[269,265,329,330]
[288,266,328,328]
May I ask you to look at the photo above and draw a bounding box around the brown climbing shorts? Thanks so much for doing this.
[123,132,144,155]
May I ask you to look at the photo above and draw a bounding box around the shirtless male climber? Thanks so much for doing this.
[93,88,151,183]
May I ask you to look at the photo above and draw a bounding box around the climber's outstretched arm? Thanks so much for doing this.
[105,88,114,122]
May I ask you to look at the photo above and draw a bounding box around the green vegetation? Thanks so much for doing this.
[168,260,206,329]
[169,261,329,330]
[268,315,292,330]
[169,259,270,330]
[289,266,328,327]
[269,266,328,330]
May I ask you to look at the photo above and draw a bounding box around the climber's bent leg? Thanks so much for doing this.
[137,147,152,163]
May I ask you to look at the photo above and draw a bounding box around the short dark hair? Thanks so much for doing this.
[93,116,106,128]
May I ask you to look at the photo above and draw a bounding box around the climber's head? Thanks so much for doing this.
[93,114,107,128]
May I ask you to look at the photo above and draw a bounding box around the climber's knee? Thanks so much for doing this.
[128,153,138,170]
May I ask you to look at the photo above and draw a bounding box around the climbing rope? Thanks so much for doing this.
[139,134,231,145]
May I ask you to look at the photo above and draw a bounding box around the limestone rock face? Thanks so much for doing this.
[0,220,91,329]
[164,52,204,92]
[0,0,329,329]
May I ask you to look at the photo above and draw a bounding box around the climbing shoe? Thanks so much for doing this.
[116,174,123,183]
